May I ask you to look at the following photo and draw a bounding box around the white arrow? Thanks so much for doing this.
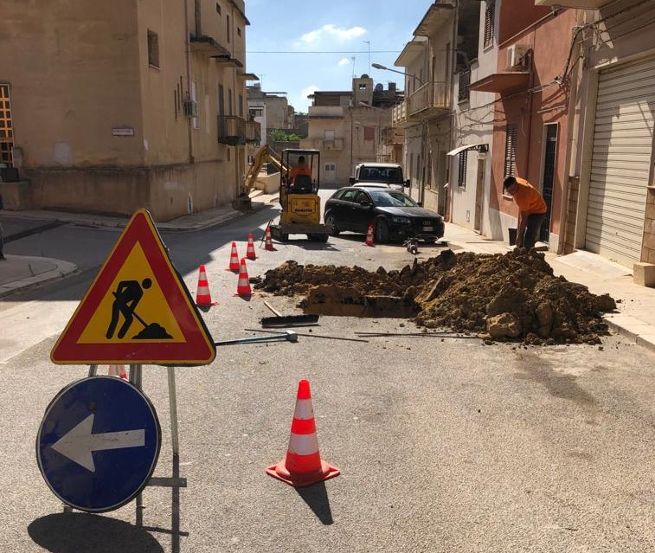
[51,414,146,473]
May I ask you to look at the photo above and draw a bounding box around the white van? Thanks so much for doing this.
[349,162,410,191]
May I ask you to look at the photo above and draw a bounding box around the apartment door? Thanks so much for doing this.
[324,162,336,185]
[540,124,558,242]
[218,85,225,137]
[474,158,485,232]
[0,84,14,167]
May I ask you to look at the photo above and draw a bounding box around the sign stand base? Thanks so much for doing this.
[62,363,186,552]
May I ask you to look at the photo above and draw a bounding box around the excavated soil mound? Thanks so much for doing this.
[255,249,616,344]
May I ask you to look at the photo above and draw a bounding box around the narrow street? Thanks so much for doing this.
[1,195,655,552]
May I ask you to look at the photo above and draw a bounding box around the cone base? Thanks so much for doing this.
[265,246,277,251]
[246,255,257,260]
[266,458,340,488]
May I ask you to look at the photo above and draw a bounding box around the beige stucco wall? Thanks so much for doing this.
[0,0,249,220]
[0,0,144,168]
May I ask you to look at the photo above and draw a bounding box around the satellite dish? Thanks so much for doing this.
[374,83,383,92]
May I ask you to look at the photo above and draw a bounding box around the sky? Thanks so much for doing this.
[245,0,432,113]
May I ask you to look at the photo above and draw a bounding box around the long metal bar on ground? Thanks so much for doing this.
[356,332,479,339]
[244,328,370,343]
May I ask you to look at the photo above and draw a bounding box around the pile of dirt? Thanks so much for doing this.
[255,249,616,344]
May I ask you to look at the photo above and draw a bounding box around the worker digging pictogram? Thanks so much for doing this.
[106,278,172,340]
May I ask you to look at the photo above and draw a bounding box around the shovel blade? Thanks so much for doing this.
[261,314,320,328]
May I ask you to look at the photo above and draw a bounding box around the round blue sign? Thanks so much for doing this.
[36,376,161,513]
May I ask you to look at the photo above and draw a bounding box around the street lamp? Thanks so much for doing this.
[372,63,424,86]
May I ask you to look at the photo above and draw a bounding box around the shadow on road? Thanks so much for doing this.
[295,481,334,525]
[28,512,164,553]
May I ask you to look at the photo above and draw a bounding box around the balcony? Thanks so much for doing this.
[407,82,450,118]
[535,0,609,7]
[218,115,246,146]
[392,101,408,127]
[309,138,345,150]
[190,34,243,67]
[381,127,404,146]
[245,120,261,144]
[308,106,345,119]
[470,71,529,95]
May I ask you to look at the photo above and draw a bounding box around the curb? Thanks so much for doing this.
[0,257,78,298]
[6,201,275,234]
[602,315,655,354]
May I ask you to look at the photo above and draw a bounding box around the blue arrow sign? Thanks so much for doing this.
[36,376,161,513]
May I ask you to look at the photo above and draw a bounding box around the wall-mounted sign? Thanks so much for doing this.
[112,127,135,137]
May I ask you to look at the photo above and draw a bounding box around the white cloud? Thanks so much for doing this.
[296,24,367,46]
[337,57,351,66]
[293,85,320,113]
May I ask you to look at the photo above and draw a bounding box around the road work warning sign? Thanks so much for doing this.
[51,209,215,366]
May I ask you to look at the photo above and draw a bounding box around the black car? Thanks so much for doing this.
[324,187,445,243]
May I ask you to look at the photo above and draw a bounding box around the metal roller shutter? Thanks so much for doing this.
[585,56,655,266]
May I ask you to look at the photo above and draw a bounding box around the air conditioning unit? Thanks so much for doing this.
[183,99,198,118]
[506,45,527,70]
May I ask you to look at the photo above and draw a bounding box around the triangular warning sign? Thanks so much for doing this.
[51,209,216,366]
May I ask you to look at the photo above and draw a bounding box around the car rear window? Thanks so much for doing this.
[368,190,418,208]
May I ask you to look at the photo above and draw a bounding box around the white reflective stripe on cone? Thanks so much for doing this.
[293,399,314,420]
[197,285,210,293]
[288,432,319,456]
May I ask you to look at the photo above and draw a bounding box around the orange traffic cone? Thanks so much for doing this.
[264,224,276,251]
[365,223,375,247]
[196,264,217,309]
[236,258,252,298]
[246,232,257,260]
[108,364,128,380]
[266,379,340,487]
[227,242,240,272]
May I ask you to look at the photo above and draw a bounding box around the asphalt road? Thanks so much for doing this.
[2,196,655,552]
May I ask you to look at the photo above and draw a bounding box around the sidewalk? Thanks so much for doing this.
[3,190,280,232]
[0,254,77,298]
[445,223,655,352]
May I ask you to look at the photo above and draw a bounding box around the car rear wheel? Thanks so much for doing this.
[325,212,340,236]
[375,218,390,244]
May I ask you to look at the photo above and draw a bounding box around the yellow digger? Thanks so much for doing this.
[243,146,329,243]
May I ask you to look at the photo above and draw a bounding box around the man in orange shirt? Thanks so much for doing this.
[503,176,548,249]
[289,156,312,184]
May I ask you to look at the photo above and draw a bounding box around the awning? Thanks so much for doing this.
[446,143,488,156]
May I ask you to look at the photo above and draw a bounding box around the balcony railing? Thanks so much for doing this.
[308,105,345,118]
[407,82,450,116]
[392,101,407,126]
[245,120,261,144]
[458,70,471,102]
[218,115,246,146]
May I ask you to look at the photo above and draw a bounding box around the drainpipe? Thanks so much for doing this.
[447,0,460,222]
[183,0,194,163]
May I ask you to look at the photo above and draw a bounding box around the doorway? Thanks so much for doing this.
[0,84,14,167]
[474,157,485,232]
[540,124,558,242]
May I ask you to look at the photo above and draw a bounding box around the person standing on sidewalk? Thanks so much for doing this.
[503,176,548,250]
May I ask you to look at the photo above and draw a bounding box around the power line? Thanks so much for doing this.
[247,50,402,54]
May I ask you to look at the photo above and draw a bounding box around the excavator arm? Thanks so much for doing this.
[241,145,288,194]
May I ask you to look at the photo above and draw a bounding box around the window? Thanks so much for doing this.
[238,94,243,117]
[504,125,517,179]
[0,84,14,166]
[341,189,359,203]
[227,15,231,43]
[458,150,468,188]
[359,83,367,91]
[191,81,199,129]
[363,126,375,141]
[484,1,496,47]
[458,70,470,102]
[147,30,159,68]
[237,27,242,37]
[324,129,335,140]
[216,2,221,14]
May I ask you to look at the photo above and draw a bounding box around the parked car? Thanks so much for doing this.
[324,186,445,244]
[349,162,410,191]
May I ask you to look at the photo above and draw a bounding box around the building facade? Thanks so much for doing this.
[302,76,401,187]
[0,0,256,220]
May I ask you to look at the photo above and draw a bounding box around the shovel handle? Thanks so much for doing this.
[263,301,282,317]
